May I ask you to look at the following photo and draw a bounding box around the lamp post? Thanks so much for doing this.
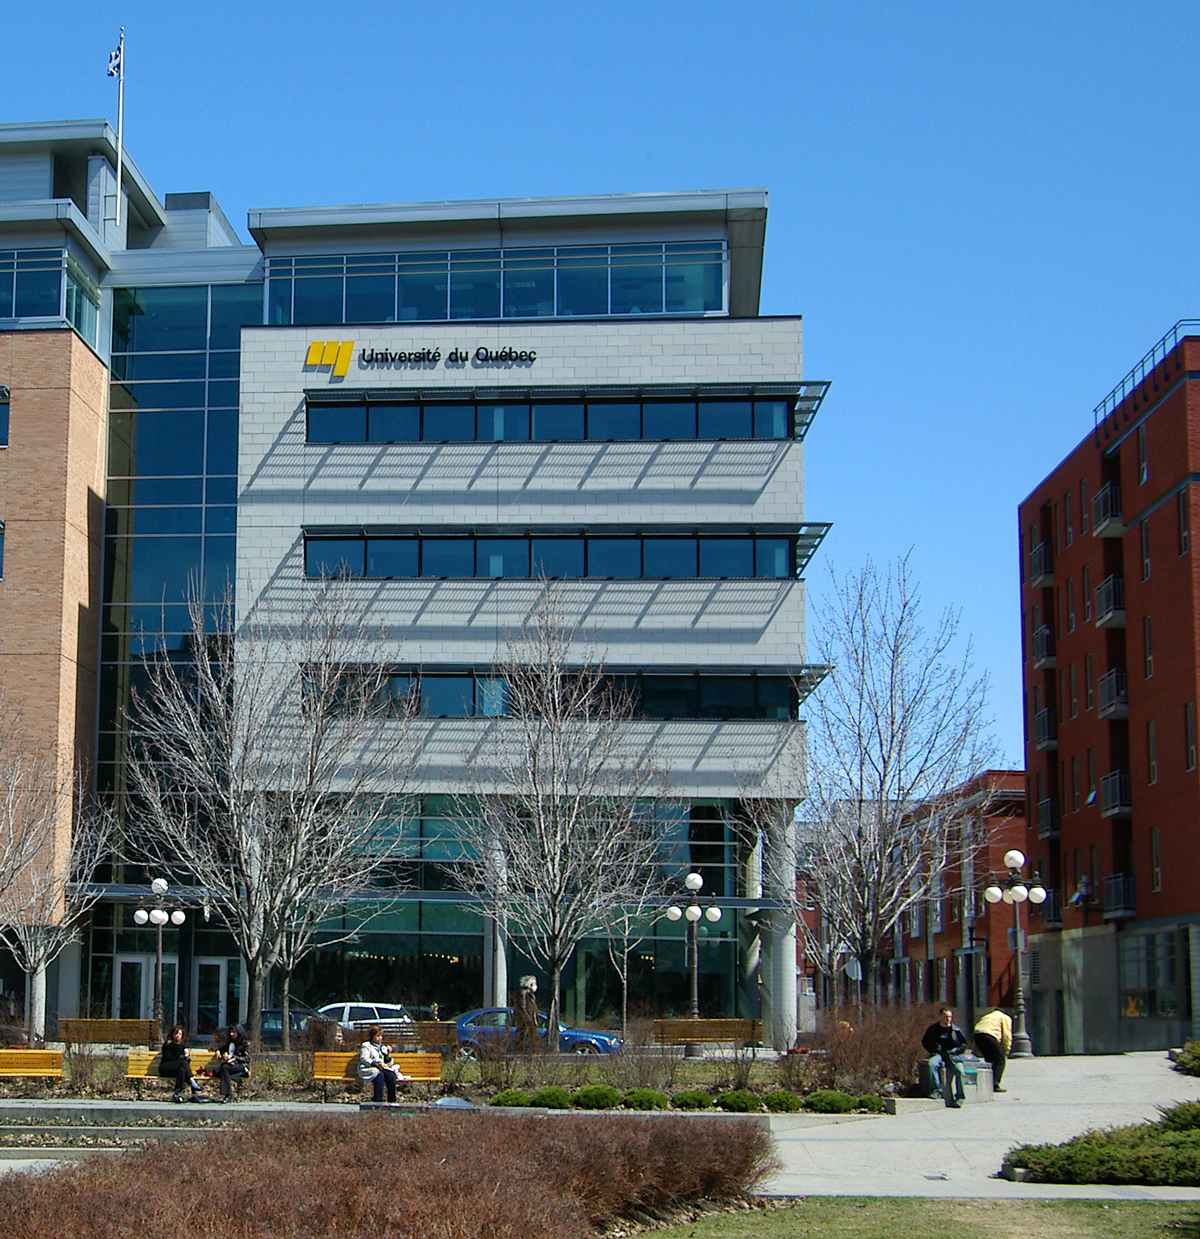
[666,872,723,1058]
[983,849,1045,1059]
[133,878,186,1039]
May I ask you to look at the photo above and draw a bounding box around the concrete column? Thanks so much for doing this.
[738,830,763,1018]
[761,813,797,1050]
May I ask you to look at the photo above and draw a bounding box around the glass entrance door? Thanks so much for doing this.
[114,955,178,1022]
[195,959,225,1036]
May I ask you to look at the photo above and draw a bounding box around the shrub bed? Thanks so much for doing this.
[716,1089,763,1113]
[1174,1040,1200,1076]
[573,1084,621,1110]
[622,1088,669,1110]
[528,1085,573,1109]
[856,1094,886,1114]
[763,1089,802,1113]
[804,1089,856,1114]
[672,1089,714,1110]
[490,1088,531,1107]
[1007,1100,1200,1185]
[0,1112,778,1239]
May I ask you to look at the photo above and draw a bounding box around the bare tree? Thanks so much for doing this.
[0,791,111,1041]
[125,583,419,1047]
[773,555,996,1004]
[452,586,667,1035]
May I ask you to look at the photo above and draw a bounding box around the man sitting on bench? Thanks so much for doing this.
[921,1006,968,1108]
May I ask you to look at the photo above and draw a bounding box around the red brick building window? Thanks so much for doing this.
[1144,616,1154,678]
[1186,703,1197,772]
[1151,827,1162,892]
[1147,720,1158,785]
[1137,425,1148,484]
[1179,491,1190,555]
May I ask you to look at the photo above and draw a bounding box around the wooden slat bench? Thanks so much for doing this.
[0,1049,63,1090]
[654,1019,762,1046]
[127,1050,239,1100]
[312,1051,442,1099]
[61,1019,158,1049]
[348,1022,458,1052]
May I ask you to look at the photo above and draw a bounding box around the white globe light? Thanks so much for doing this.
[149,908,169,926]
[1002,889,1015,904]
[704,905,722,922]
[133,909,149,925]
[170,910,186,926]
[685,872,704,893]
[1011,885,1028,903]
[684,904,703,922]
[151,878,169,896]
[983,886,1004,904]
[1028,885,1047,905]
[1003,850,1025,871]
[665,906,683,921]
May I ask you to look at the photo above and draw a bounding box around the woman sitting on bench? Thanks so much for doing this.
[214,1025,250,1103]
[159,1024,203,1102]
[357,1025,407,1103]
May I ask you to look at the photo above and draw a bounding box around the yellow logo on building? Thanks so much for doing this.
[304,341,355,379]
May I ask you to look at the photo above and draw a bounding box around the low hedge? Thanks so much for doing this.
[716,1089,763,1113]
[804,1089,856,1114]
[1174,1040,1200,1076]
[528,1086,573,1110]
[490,1089,531,1107]
[623,1088,669,1111]
[763,1089,803,1113]
[1006,1100,1200,1185]
[856,1094,886,1114]
[671,1089,714,1110]
[573,1084,621,1110]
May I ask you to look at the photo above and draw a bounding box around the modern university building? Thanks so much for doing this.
[0,119,828,1045]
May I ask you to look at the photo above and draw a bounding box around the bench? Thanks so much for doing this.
[61,1019,158,1050]
[348,1022,458,1052]
[654,1019,762,1046]
[127,1050,241,1100]
[0,1049,63,1090]
[312,1051,442,1099]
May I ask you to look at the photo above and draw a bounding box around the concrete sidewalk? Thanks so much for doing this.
[764,1050,1200,1200]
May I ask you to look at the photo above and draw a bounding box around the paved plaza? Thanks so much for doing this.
[765,1050,1200,1200]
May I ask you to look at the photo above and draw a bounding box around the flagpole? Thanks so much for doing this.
[114,28,124,228]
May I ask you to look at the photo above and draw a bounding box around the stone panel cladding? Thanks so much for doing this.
[0,328,107,866]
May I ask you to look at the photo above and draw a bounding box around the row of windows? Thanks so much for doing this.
[267,242,725,326]
[305,534,796,581]
[112,285,264,355]
[362,671,798,721]
[307,397,793,444]
[0,250,99,348]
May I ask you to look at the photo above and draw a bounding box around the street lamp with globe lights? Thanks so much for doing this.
[134,878,186,1039]
[983,849,1045,1059]
[666,872,723,1057]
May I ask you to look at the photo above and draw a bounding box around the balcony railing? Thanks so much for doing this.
[1100,770,1132,818]
[1097,668,1129,720]
[1036,797,1060,839]
[1103,873,1136,920]
[1095,574,1126,628]
[1030,541,1053,587]
[1034,708,1058,751]
[1032,625,1056,669]
[1039,888,1063,928]
[1092,483,1125,537]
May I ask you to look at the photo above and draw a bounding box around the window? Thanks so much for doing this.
[1151,828,1162,892]
[1180,492,1191,555]
[1119,932,1177,1018]
[0,519,4,578]
[1081,478,1089,533]
[1144,616,1154,678]
[1141,521,1151,580]
[1087,748,1096,804]
[1053,503,1060,554]
[1187,703,1197,771]
[1069,663,1077,718]
[1065,493,1073,546]
[0,396,7,448]
[1137,424,1148,484]
[1147,720,1158,785]
[1071,755,1079,810]
[1067,579,1075,631]
[1082,565,1091,621]
[1085,653,1094,710]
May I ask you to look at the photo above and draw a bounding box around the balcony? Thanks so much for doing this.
[1038,888,1063,929]
[1103,873,1136,921]
[1097,668,1129,720]
[1036,796,1060,839]
[1034,708,1058,751]
[1032,625,1056,669]
[1030,541,1053,587]
[1100,770,1132,818]
[1095,574,1126,628]
[1092,483,1125,538]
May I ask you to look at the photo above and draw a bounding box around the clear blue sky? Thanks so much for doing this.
[8,1,1199,762]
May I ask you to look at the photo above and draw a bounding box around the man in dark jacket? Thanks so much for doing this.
[921,1006,968,1107]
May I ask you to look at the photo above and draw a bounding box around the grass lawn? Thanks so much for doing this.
[652,1198,1200,1238]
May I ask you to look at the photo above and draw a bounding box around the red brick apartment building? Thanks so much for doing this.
[1019,321,1200,1054]
[888,771,1025,1031]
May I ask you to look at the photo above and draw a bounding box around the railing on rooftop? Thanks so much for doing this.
[1094,320,1200,445]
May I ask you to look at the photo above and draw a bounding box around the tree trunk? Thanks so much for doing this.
[28,966,46,1043]
[548,960,563,1051]
[246,963,264,1049]
[281,970,292,1053]
[619,942,629,1041]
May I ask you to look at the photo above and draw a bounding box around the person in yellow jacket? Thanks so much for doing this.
[973,1008,1013,1092]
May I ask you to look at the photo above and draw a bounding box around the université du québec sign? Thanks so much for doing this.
[360,345,537,368]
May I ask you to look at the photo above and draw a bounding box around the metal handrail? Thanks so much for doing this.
[1094,320,1200,439]
[1033,626,1055,663]
[1092,482,1123,527]
[1100,770,1132,814]
[1095,574,1125,620]
[1098,669,1128,714]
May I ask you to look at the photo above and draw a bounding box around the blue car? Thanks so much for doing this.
[455,1007,622,1057]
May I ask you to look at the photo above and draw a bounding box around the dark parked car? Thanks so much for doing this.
[455,1008,621,1057]
[258,1003,326,1047]
[0,1025,28,1048]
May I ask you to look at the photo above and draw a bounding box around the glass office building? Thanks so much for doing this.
[0,120,827,1044]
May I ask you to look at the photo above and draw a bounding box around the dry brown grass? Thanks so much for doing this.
[0,1110,777,1239]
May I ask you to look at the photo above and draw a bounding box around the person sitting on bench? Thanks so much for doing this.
[214,1025,251,1102]
[357,1024,407,1102]
[159,1024,203,1102]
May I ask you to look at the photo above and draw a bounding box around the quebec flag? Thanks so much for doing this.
[107,44,121,77]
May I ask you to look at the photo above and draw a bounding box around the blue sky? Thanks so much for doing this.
[8,1,1200,761]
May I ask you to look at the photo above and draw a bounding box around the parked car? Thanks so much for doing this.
[455,1008,622,1057]
[317,1001,414,1045]
[0,1025,28,1048]
[258,1002,325,1047]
